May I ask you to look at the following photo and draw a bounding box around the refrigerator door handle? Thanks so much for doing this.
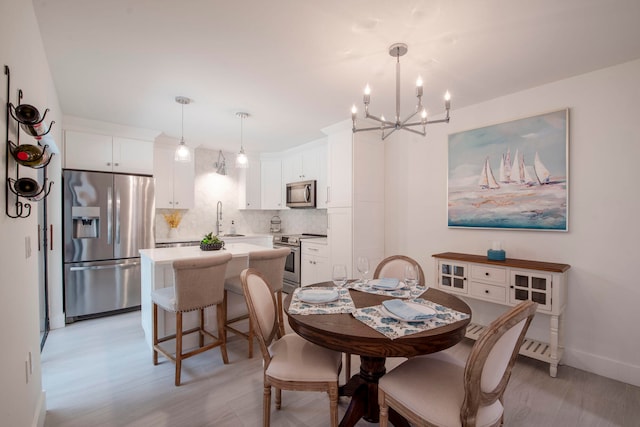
[69,261,141,272]
[107,187,113,245]
[115,189,121,245]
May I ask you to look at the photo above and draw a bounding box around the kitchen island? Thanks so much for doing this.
[139,243,274,350]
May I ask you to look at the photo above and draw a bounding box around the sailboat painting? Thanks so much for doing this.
[448,109,568,231]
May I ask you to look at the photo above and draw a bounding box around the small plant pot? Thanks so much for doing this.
[200,241,225,251]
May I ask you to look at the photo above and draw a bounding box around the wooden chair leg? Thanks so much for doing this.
[263,384,271,427]
[275,387,282,410]
[152,303,158,365]
[217,302,229,364]
[248,316,253,358]
[329,383,339,427]
[175,311,183,386]
[344,353,351,380]
[199,308,205,348]
[378,388,389,427]
[223,290,228,343]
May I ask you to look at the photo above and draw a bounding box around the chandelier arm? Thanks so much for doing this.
[400,127,427,136]
[354,124,396,133]
[400,111,419,126]
[364,112,395,125]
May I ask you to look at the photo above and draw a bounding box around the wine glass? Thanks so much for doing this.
[332,264,347,288]
[356,256,370,284]
[404,264,418,289]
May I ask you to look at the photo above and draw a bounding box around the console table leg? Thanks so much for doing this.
[550,314,560,377]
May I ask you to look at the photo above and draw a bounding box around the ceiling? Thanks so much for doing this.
[33,0,640,154]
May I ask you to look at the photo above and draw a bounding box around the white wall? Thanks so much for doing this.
[385,59,640,386]
[0,1,62,426]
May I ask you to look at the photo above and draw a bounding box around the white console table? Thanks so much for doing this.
[433,252,570,377]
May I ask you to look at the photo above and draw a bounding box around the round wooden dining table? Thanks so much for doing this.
[285,284,471,427]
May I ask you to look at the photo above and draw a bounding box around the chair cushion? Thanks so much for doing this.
[224,275,243,295]
[266,334,342,382]
[151,287,177,312]
[379,352,503,427]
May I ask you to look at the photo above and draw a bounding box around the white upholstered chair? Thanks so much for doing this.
[373,254,426,285]
[152,253,232,386]
[223,247,290,358]
[241,267,342,427]
[378,300,537,427]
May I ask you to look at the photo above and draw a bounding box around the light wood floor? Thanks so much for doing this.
[42,311,640,427]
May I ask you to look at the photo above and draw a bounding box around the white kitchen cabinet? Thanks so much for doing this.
[327,207,353,277]
[64,130,154,175]
[238,155,261,209]
[326,128,353,208]
[433,252,570,377]
[282,142,328,208]
[153,145,194,209]
[322,122,384,276]
[301,239,330,286]
[261,157,283,209]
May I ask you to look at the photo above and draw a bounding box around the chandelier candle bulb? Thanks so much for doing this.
[445,91,451,109]
[416,76,423,97]
[363,84,371,104]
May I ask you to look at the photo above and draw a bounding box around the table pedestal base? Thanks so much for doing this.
[338,356,410,427]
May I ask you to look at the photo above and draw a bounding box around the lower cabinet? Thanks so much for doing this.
[301,240,330,286]
[433,252,570,377]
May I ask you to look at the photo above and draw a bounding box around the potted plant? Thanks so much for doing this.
[200,232,225,251]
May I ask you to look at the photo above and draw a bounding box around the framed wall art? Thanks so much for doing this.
[447,109,569,231]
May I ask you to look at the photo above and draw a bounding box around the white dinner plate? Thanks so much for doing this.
[381,302,437,321]
[297,288,340,304]
[370,279,407,291]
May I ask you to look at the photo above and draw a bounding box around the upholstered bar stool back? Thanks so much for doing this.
[224,247,290,358]
[152,253,232,386]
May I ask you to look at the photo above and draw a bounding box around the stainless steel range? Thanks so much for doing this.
[273,234,325,293]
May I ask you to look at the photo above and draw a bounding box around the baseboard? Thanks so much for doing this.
[32,389,46,427]
[564,348,640,387]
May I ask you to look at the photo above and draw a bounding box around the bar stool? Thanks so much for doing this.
[223,247,290,358]
[152,253,232,386]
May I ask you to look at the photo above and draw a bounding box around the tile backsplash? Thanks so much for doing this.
[155,147,327,240]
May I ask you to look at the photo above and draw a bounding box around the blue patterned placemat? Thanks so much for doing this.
[352,298,470,339]
[288,287,356,315]
[346,280,428,299]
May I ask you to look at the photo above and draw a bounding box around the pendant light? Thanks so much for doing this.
[235,112,249,168]
[174,96,192,162]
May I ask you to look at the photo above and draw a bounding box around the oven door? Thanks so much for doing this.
[275,244,300,292]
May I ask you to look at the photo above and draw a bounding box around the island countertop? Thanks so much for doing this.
[139,242,272,264]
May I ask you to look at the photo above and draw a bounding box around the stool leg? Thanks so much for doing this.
[152,303,159,365]
[175,311,183,386]
[223,290,228,343]
[199,308,205,348]
[248,316,253,358]
[217,302,229,364]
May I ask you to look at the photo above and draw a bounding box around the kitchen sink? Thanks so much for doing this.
[223,234,245,237]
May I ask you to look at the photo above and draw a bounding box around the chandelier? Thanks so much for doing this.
[351,43,451,140]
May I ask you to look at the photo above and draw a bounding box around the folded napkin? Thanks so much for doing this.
[373,278,400,289]
[297,288,339,303]
[382,299,435,321]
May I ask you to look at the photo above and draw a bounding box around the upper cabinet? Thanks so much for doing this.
[238,154,262,210]
[154,145,195,209]
[282,140,327,208]
[326,128,353,208]
[261,157,283,210]
[64,130,154,175]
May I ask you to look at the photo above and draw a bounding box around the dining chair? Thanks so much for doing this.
[152,253,233,386]
[241,267,342,427]
[373,254,426,285]
[223,247,290,358]
[378,300,537,427]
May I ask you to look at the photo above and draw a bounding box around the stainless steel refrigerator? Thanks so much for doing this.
[63,170,155,322]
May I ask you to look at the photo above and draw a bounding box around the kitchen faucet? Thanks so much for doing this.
[216,201,223,236]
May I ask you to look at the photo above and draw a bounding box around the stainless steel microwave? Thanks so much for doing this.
[286,180,316,208]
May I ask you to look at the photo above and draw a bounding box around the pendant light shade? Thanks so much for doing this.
[235,112,249,168]
[174,96,192,162]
